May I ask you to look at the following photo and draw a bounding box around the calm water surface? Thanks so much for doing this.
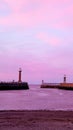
[0,85,73,110]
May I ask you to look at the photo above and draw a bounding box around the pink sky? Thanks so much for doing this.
[0,0,73,83]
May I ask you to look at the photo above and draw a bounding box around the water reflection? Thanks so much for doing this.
[0,85,73,110]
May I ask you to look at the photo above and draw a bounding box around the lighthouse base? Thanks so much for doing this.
[0,82,29,90]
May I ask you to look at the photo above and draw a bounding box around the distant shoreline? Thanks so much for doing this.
[0,109,73,112]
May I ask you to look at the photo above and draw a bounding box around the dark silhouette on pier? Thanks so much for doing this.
[0,68,29,90]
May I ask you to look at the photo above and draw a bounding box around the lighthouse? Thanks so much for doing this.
[18,68,22,83]
[63,74,66,83]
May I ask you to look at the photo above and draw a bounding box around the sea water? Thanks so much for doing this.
[0,84,73,110]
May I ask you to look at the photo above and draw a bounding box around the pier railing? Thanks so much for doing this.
[42,83,60,86]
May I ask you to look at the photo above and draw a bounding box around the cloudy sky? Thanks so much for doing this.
[0,0,73,83]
